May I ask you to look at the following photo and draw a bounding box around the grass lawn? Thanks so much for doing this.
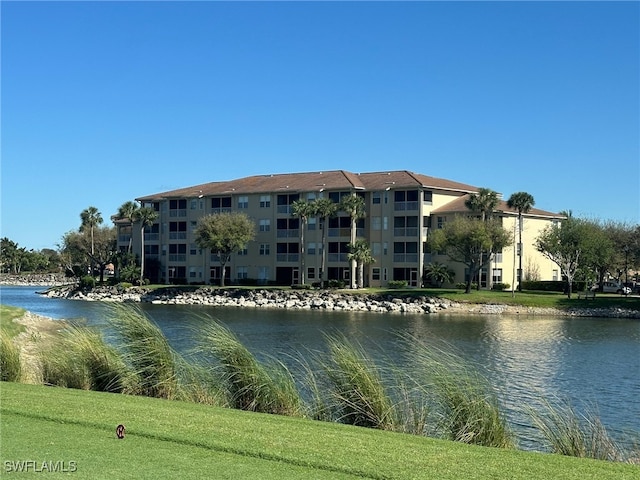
[2,382,638,479]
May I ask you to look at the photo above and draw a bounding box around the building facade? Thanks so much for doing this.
[117,170,563,288]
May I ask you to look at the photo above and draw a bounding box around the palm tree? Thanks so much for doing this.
[312,197,338,287]
[116,201,140,253]
[80,206,103,275]
[291,199,315,285]
[134,207,158,284]
[465,188,499,289]
[347,240,375,288]
[339,194,366,288]
[507,192,535,292]
[423,262,455,288]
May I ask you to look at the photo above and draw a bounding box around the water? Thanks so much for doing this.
[2,286,639,450]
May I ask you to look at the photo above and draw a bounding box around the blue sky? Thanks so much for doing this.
[2,1,638,251]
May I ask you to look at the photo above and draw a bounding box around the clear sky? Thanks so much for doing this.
[2,1,639,251]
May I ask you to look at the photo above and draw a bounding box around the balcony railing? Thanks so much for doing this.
[393,253,419,263]
[276,229,300,238]
[328,253,348,262]
[394,201,419,211]
[393,227,419,237]
[169,209,187,217]
[277,205,292,215]
[168,254,186,262]
[144,233,159,241]
[276,254,299,262]
[169,232,187,240]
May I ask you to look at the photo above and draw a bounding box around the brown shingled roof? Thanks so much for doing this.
[431,194,564,219]
[136,169,478,202]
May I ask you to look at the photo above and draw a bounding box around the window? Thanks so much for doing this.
[259,219,271,232]
[238,196,248,209]
[257,267,269,282]
[259,244,270,256]
[237,247,248,256]
[308,217,317,230]
[373,192,381,204]
[383,242,388,255]
[371,216,381,230]
[437,216,446,229]
[492,268,503,284]
[383,217,388,230]
[307,267,316,279]
[552,269,559,281]
[260,195,271,208]
[423,190,433,203]
[237,266,248,280]
[372,242,381,256]
[372,268,381,281]
[383,268,388,281]
[212,197,232,209]
[307,242,316,255]
[190,243,198,255]
[307,192,317,201]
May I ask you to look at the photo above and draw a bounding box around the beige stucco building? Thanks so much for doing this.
[117,170,563,288]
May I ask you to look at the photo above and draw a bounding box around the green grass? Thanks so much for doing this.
[0,305,27,338]
[1,382,638,480]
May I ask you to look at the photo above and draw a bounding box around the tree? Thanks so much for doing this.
[194,212,255,287]
[60,226,116,282]
[465,188,499,290]
[507,192,535,292]
[312,197,338,287]
[133,207,158,284]
[465,188,499,222]
[339,195,366,288]
[423,262,455,288]
[535,217,594,298]
[0,238,20,273]
[429,216,512,293]
[116,201,140,253]
[347,240,375,288]
[80,206,103,274]
[291,199,315,285]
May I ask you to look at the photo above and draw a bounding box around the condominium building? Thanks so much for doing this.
[117,170,563,288]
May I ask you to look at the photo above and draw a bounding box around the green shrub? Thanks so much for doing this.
[79,275,96,290]
[491,282,511,291]
[388,280,408,289]
[327,279,345,289]
[291,284,312,290]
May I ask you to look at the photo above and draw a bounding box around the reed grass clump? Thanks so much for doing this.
[105,304,186,399]
[1,330,22,382]
[39,324,134,392]
[321,334,396,430]
[528,397,633,462]
[198,320,302,416]
[404,336,514,448]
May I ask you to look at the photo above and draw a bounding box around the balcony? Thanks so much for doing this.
[276,229,300,238]
[393,227,419,237]
[394,201,419,211]
[169,232,187,240]
[168,254,186,262]
[276,254,299,262]
[169,209,187,217]
[393,253,419,263]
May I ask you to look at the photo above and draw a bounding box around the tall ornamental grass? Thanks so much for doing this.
[197,320,302,416]
[39,324,134,392]
[403,335,514,448]
[528,397,635,462]
[0,330,22,382]
[321,334,396,430]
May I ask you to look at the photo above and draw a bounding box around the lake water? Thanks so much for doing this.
[2,285,639,450]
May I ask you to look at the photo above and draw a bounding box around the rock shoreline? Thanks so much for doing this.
[38,284,640,318]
